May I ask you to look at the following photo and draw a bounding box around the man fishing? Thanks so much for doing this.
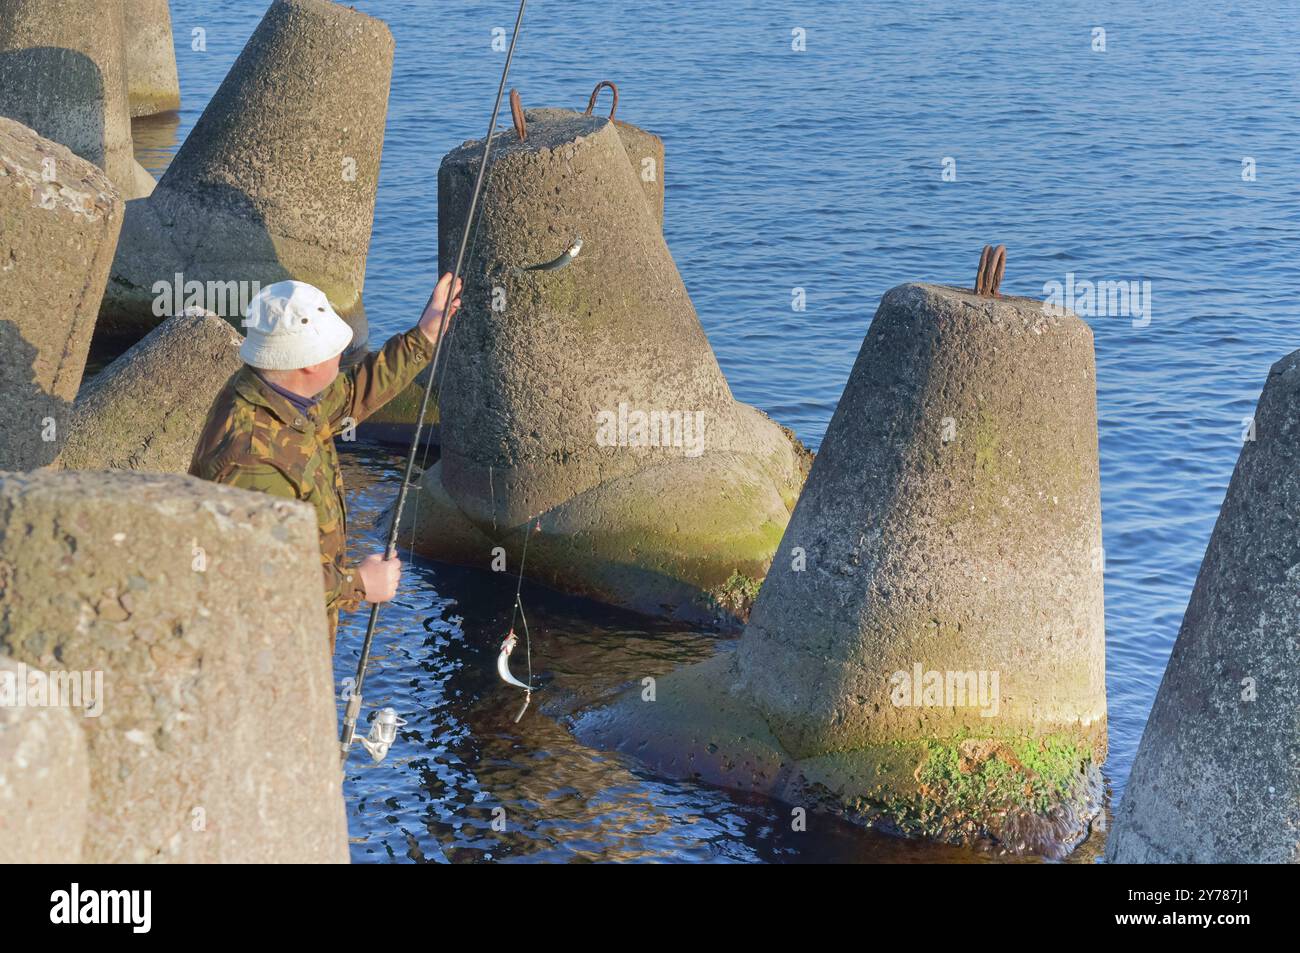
[189,273,461,651]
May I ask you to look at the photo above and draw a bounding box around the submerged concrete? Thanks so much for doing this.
[101,0,392,353]
[0,471,349,863]
[58,309,242,473]
[124,0,182,117]
[0,117,123,470]
[574,282,1108,856]
[0,0,154,199]
[0,655,90,863]
[398,108,808,624]
[1107,349,1300,864]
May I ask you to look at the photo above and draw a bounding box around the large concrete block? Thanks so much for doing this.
[1107,349,1300,864]
[58,309,242,473]
[0,0,154,199]
[0,470,348,863]
[399,108,808,624]
[101,0,393,351]
[737,283,1106,757]
[575,282,1107,856]
[0,655,90,862]
[0,116,123,470]
[124,0,181,117]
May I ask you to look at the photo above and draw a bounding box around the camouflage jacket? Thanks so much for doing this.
[189,327,434,626]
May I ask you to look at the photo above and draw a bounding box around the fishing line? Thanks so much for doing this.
[340,0,530,763]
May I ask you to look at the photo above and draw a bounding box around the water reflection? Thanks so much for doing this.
[129,112,181,179]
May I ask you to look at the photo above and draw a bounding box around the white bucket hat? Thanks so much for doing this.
[239,280,354,370]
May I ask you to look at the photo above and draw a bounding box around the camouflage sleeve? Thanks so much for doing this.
[326,559,369,614]
[213,459,365,614]
[319,326,435,430]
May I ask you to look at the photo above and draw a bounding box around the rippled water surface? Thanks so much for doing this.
[147,0,1300,862]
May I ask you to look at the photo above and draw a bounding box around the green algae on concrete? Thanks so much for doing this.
[123,0,181,118]
[838,734,1103,855]
[572,652,1104,858]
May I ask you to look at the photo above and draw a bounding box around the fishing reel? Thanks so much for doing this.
[359,707,407,763]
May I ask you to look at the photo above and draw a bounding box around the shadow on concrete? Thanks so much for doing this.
[0,47,106,168]
[0,320,73,470]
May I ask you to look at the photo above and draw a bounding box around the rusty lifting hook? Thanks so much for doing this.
[974,244,1007,297]
[510,88,526,141]
[584,80,619,121]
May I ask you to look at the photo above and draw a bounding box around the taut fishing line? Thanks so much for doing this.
[340,0,530,764]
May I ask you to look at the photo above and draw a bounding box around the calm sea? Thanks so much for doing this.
[138,0,1300,862]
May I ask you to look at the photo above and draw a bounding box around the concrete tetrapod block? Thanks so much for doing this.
[0,117,124,471]
[1107,350,1300,864]
[57,309,243,473]
[0,0,153,200]
[574,283,1107,857]
[100,0,393,353]
[0,655,90,862]
[124,0,181,118]
[0,470,348,863]
[397,109,809,624]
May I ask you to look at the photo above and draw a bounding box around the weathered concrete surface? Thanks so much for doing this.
[399,109,808,624]
[0,655,90,862]
[0,471,349,863]
[1107,350,1300,864]
[124,0,181,117]
[101,0,392,354]
[0,0,154,199]
[574,283,1107,856]
[57,309,242,473]
[610,118,665,226]
[0,117,123,471]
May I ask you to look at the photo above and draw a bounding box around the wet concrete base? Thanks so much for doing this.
[570,650,1104,859]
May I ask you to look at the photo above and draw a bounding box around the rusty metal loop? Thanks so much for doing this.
[509,88,527,141]
[584,80,619,120]
[974,243,1007,297]
[989,244,1006,297]
[975,245,992,294]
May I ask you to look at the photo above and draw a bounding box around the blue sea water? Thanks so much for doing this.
[144,0,1300,862]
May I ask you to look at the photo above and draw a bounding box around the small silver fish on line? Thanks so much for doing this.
[497,630,531,690]
[511,237,583,276]
[497,630,532,723]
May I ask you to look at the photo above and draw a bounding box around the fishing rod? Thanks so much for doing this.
[340,0,530,764]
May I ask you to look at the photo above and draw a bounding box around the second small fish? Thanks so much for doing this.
[512,236,583,275]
